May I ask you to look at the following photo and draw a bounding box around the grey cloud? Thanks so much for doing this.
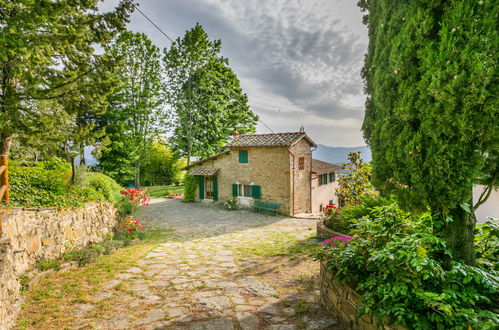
[105,0,367,145]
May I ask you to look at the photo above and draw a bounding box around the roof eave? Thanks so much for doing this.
[181,150,230,170]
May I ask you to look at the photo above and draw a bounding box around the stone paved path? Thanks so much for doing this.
[70,199,340,329]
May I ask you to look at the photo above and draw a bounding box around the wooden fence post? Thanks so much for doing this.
[0,154,9,204]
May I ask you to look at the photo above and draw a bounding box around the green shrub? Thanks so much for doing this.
[8,159,122,208]
[36,259,61,271]
[183,174,196,202]
[112,235,132,247]
[86,172,122,202]
[475,220,499,272]
[325,196,391,234]
[224,198,238,210]
[115,198,138,217]
[316,204,499,329]
[62,244,100,266]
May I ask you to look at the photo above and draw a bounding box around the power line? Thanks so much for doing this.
[131,2,278,135]
[133,4,175,43]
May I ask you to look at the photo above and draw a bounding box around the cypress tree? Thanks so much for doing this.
[359,0,498,265]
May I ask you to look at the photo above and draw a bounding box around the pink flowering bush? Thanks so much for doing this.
[321,235,352,247]
[315,204,499,329]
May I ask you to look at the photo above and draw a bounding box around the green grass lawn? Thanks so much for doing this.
[143,185,184,197]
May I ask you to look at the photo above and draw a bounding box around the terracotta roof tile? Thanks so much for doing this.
[226,132,316,148]
[312,159,341,175]
[189,168,219,176]
[182,150,230,170]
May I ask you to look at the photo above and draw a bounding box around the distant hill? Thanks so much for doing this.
[81,144,371,167]
[313,144,371,165]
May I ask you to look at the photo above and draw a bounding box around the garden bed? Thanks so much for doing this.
[316,219,345,239]
[319,262,404,330]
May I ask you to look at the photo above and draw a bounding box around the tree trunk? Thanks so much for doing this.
[70,156,76,184]
[134,158,141,188]
[80,143,86,166]
[441,205,476,266]
[1,135,12,155]
[186,137,192,166]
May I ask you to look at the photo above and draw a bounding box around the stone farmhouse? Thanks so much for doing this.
[182,132,341,216]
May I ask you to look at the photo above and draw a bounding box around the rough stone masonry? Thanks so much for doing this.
[0,202,118,329]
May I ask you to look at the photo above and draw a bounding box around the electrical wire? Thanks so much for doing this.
[132,2,283,136]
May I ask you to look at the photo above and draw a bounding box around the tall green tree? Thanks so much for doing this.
[358,0,498,265]
[0,0,133,156]
[99,31,168,187]
[140,141,186,186]
[163,23,258,162]
[336,152,374,206]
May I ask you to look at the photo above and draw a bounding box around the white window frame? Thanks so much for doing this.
[235,182,254,205]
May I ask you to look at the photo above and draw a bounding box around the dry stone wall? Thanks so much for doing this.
[0,202,118,329]
[319,263,405,330]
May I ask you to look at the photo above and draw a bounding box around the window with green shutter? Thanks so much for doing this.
[232,184,238,197]
[213,176,218,201]
[251,185,261,199]
[239,150,248,163]
[198,176,205,199]
[322,174,328,185]
[329,172,336,182]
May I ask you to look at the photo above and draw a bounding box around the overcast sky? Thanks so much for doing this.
[101,0,368,147]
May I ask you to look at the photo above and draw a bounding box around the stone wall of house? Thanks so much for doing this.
[192,147,293,214]
[289,139,312,214]
[319,263,404,330]
[0,202,118,329]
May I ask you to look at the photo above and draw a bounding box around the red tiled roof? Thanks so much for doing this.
[311,159,341,175]
[225,132,316,148]
[189,168,219,176]
[181,150,230,170]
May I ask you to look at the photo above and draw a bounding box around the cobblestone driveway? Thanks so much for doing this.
[72,199,340,329]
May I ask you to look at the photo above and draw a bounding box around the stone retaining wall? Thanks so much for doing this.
[0,202,118,329]
[319,263,404,330]
[316,219,345,239]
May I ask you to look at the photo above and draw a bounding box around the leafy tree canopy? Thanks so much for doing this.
[99,31,168,186]
[0,0,134,154]
[163,23,258,161]
[336,152,374,206]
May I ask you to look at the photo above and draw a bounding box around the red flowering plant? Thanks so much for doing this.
[322,202,339,218]
[120,187,149,205]
[117,187,150,217]
[322,202,349,234]
[167,193,183,198]
[119,216,145,239]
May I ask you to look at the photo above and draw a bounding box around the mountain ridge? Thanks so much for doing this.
[312,144,371,165]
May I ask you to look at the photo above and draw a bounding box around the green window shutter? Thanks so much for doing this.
[198,176,205,199]
[213,176,218,201]
[239,150,248,163]
[232,184,238,197]
[330,172,336,182]
[323,174,328,185]
[252,185,261,199]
